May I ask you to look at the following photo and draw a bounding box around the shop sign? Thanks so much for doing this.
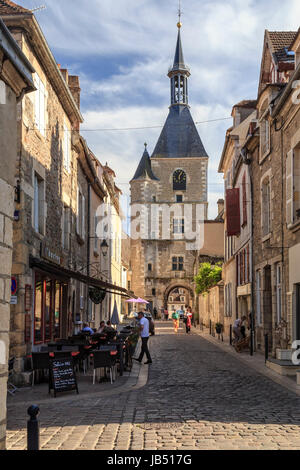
[41,244,62,266]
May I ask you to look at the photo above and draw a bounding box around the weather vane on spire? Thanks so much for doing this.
[177,0,182,29]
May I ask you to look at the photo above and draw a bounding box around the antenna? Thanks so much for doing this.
[30,5,46,13]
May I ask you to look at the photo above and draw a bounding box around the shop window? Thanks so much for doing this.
[44,281,51,342]
[54,282,61,339]
[34,276,43,344]
[34,275,63,344]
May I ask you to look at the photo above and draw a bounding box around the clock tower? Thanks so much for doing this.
[130,21,209,314]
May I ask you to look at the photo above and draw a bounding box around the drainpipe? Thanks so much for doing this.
[241,148,255,356]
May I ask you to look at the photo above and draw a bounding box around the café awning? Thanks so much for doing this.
[29,256,130,297]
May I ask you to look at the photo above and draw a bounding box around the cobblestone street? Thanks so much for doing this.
[6,322,300,450]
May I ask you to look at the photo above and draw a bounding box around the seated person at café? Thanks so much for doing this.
[103,321,117,340]
[97,321,106,334]
[81,323,94,335]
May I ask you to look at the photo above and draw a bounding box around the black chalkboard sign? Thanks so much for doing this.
[49,357,79,397]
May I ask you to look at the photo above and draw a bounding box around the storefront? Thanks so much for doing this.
[29,255,130,351]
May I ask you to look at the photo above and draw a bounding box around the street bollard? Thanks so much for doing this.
[230,325,233,346]
[209,320,212,336]
[265,334,269,364]
[27,405,40,451]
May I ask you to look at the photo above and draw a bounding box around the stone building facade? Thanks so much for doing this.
[219,101,257,337]
[0,2,128,379]
[0,15,34,450]
[227,29,300,359]
[130,24,209,314]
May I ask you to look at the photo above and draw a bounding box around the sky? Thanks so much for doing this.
[19,0,300,223]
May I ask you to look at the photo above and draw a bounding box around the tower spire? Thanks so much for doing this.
[168,5,190,107]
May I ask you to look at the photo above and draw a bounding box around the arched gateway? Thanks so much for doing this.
[163,283,194,311]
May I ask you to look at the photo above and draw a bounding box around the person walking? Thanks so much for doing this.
[172,310,180,334]
[186,307,193,334]
[133,312,152,365]
[153,307,158,320]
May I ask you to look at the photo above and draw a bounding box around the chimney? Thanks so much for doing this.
[217,199,224,215]
[68,75,81,110]
[60,68,69,84]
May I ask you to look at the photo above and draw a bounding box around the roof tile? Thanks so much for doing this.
[0,0,31,15]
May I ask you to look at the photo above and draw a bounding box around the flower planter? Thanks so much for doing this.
[276,349,292,361]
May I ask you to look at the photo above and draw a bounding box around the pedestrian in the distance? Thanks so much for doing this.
[165,309,169,321]
[153,307,158,320]
[172,310,180,334]
[186,307,193,334]
[133,312,152,365]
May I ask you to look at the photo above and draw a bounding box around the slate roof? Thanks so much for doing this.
[0,0,31,15]
[267,31,297,63]
[132,146,159,181]
[151,105,208,159]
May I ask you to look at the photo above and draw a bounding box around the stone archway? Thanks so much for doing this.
[163,282,194,310]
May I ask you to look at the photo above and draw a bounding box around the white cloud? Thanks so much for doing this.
[20,0,300,221]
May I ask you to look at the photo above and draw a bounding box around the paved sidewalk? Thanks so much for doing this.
[6,322,300,450]
[193,327,300,397]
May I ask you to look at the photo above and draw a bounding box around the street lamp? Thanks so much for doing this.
[101,239,109,257]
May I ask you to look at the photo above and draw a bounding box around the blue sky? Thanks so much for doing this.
[20,0,300,221]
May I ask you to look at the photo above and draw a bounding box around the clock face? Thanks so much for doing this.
[173,170,187,190]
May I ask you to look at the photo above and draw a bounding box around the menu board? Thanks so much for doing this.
[49,357,79,397]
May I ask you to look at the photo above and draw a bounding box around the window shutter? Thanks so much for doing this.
[82,195,85,239]
[226,188,241,236]
[242,173,247,225]
[76,189,80,235]
[286,150,294,226]
[39,80,45,135]
[34,75,39,128]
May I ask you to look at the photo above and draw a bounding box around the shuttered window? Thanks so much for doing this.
[34,74,46,136]
[286,150,294,226]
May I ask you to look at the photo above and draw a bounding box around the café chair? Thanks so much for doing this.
[7,357,18,396]
[92,350,117,385]
[31,352,50,387]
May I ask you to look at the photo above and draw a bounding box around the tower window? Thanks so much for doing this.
[148,264,152,272]
[176,194,183,203]
[172,257,184,271]
[173,170,186,191]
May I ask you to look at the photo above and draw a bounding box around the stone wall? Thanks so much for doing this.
[0,80,18,450]
[198,283,224,331]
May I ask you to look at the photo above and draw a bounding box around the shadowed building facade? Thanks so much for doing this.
[130,23,209,313]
